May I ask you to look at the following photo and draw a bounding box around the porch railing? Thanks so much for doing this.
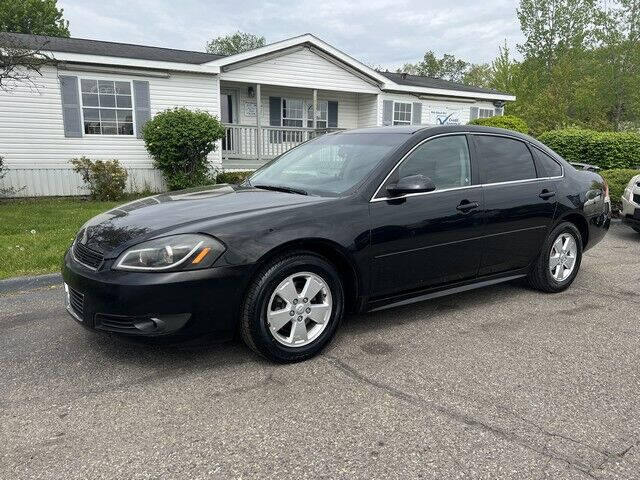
[221,124,343,163]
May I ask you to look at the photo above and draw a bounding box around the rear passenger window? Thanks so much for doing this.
[533,148,563,177]
[474,135,536,184]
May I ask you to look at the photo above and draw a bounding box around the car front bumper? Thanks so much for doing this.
[621,191,640,229]
[62,249,252,339]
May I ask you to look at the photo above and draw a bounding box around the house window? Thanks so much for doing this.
[393,101,412,125]
[307,101,328,128]
[478,108,494,119]
[282,98,304,127]
[80,79,134,135]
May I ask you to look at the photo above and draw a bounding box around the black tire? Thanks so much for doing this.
[527,222,583,293]
[633,226,640,234]
[240,251,344,363]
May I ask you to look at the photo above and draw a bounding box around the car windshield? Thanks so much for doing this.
[248,133,408,196]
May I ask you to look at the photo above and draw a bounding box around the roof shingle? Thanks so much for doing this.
[379,71,510,97]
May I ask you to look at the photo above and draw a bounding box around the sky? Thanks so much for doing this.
[57,0,524,69]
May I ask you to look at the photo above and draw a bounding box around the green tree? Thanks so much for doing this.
[462,63,492,88]
[517,0,598,70]
[0,0,69,37]
[398,51,470,82]
[206,31,266,56]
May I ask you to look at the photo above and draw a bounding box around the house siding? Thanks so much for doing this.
[357,93,378,128]
[0,65,220,196]
[377,92,498,126]
[220,47,380,94]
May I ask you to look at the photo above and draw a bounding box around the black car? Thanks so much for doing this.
[63,125,611,362]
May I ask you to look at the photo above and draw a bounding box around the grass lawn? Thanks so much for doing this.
[0,197,127,279]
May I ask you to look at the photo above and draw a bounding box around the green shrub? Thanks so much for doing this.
[216,170,253,184]
[70,157,128,201]
[539,128,640,170]
[600,168,640,211]
[142,107,225,190]
[469,115,529,134]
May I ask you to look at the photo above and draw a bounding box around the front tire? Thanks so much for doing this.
[528,222,583,293]
[240,252,344,363]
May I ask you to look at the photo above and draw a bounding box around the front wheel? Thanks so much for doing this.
[527,222,583,293]
[240,252,344,363]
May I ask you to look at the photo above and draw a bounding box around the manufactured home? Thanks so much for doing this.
[0,32,515,196]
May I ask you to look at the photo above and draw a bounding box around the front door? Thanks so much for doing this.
[369,134,484,297]
[471,134,558,276]
[221,91,237,151]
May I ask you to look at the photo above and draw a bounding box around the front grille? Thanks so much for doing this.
[633,193,640,204]
[73,242,104,269]
[68,286,84,318]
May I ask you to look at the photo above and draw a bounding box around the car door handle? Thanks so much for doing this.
[456,200,480,212]
[539,190,556,200]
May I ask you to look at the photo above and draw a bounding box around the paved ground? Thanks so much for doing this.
[1,222,639,480]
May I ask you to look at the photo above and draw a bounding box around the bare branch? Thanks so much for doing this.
[0,38,54,92]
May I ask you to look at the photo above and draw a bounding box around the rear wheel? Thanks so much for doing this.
[240,252,344,363]
[528,222,583,293]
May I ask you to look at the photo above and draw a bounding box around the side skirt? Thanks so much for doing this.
[366,272,528,313]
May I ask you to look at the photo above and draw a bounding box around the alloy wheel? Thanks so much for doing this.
[266,271,332,347]
[549,233,578,282]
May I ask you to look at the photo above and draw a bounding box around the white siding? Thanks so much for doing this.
[377,92,497,126]
[0,65,220,196]
[220,47,380,94]
[357,93,378,128]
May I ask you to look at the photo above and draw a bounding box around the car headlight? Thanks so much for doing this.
[113,234,225,271]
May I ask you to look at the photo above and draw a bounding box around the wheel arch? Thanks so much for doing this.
[249,238,363,314]
[556,212,589,248]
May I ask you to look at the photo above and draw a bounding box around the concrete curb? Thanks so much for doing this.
[0,273,62,294]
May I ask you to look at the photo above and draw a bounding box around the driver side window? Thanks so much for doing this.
[397,135,471,190]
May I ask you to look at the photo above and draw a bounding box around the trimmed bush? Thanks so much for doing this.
[216,170,253,184]
[70,157,128,201]
[469,115,529,134]
[600,168,640,211]
[142,108,225,191]
[539,129,640,170]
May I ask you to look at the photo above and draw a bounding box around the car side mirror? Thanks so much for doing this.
[386,174,436,196]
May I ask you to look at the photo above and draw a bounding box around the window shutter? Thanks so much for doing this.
[269,97,281,126]
[412,102,422,125]
[327,101,338,128]
[133,80,151,139]
[382,100,393,126]
[59,75,82,138]
[469,106,479,121]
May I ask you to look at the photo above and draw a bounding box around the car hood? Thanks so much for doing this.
[76,184,331,256]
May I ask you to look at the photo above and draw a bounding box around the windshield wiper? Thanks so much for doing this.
[253,184,308,196]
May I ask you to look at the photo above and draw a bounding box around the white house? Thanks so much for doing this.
[0,32,515,197]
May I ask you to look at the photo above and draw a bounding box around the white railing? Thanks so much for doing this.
[222,124,342,163]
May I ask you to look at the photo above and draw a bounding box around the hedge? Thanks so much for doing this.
[538,128,640,170]
[469,115,529,134]
[216,170,253,184]
[600,169,639,210]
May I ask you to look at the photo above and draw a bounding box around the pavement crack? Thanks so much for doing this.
[323,354,604,478]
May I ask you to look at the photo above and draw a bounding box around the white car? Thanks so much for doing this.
[622,173,640,233]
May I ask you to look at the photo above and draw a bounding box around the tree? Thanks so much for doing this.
[0,35,51,91]
[462,63,492,88]
[398,51,469,82]
[0,0,70,37]
[517,0,598,70]
[206,31,266,56]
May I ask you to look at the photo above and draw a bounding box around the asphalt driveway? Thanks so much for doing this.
[1,222,639,479]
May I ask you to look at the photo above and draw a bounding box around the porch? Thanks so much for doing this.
[219,81,379,170]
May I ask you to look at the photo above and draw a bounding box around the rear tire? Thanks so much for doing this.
[240,252,344,363]
[528,222,583,293]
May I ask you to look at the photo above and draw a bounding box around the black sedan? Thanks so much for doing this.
[63,125,611,362]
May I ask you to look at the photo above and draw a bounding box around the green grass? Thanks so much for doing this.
[0,197,127,279]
